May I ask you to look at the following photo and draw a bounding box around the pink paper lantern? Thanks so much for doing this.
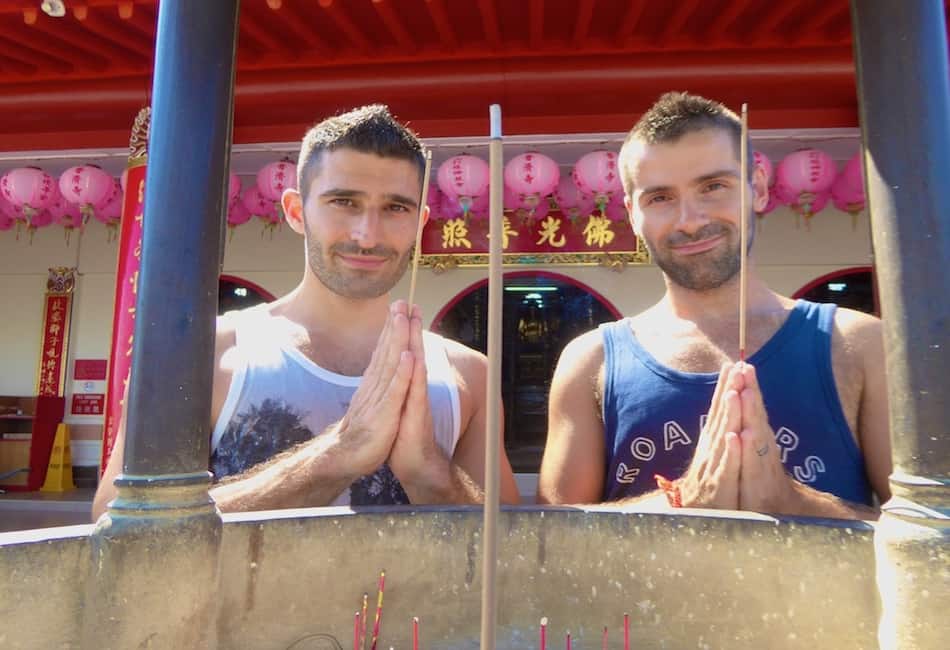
[437,154,490,214]
[242,185,277,220]
[256,161,296,202]
[59,165,114,222]
[503,185,523,211]
[840,153,864,198]
[29,209,53,229]
[228,172,242,204]
[553,176,596,220]
[51,198,83,228]
[226,198,252,241]
[439,194,463,220]
[753,151,774,186]
[573,150,622,209]
[604,194,628,222]
[1,167,56,221]
[775,149,836,218]
[512,199,550,224]
[467,191,490,220]
[95,182,123,226]
[227,198,253,227]
[756,191,780,217]
[425,183,442,216]
[504,152,560,208]
[0,211,14,232]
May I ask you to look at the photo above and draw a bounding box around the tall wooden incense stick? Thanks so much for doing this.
[623,613,630,650]
[353,612,361,650]
[539,617,548,650]
[412,616,419,650]
[479,103,504,650]
[407,150,433,310]
[739,103,750,362]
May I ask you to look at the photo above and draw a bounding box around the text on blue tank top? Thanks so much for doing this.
[601,300,873,505]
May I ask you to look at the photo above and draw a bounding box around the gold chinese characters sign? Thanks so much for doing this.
[419,210,649,273]
[35,267,76,397]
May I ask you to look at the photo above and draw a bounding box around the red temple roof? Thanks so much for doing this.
[0,0,947,150]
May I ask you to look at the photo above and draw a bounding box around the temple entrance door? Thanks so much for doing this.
[432,271,620,473]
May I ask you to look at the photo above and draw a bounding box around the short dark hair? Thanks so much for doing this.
[296,104,426,200]
[620,91,750,194]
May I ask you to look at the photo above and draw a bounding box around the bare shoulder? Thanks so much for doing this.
[554,327,605,382]
[834,306,882,334]
[439,336,487,396]
[831,307,884,356]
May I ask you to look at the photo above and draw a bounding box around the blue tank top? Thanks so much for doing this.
[601,300,873,505]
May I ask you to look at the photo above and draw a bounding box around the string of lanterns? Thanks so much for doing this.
[0,147,867,244]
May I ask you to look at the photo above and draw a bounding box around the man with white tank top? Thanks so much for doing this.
[94,105,519,516]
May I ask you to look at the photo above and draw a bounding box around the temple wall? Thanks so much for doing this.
[0,204,874,466]
[0,508,880,649]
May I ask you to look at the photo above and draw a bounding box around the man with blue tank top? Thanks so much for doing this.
[538,93,891,519]
[94,106,519,518]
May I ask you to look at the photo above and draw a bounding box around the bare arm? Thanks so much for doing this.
[537,331,607,505]
[209,424,360,511]
[851,314,892,504]
[444,341,520,505]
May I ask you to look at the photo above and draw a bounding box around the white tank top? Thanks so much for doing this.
[210,307,462,506]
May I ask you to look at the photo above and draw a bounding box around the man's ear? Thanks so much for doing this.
[421,204,430,227]
[282,188,305,235]
[751,164,769,213]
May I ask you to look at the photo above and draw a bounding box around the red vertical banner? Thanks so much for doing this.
[100,107,149,474]
[35,274,74,398]
[20,267,75,490]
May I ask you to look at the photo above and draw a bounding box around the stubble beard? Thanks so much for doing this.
[304,220,413,300]
[646,214,755,292]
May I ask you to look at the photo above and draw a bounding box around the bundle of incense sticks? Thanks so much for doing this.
[534,613,630,649]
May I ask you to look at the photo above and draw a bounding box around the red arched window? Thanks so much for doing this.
[218,274,275,315]
[792,266,878,316]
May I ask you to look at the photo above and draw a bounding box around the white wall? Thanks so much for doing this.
[0,204,873,454]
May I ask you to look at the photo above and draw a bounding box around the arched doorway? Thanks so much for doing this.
[793,266,878,316]
[218,275,275,315]
[432,271,620,472]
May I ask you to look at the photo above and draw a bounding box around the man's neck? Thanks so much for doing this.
[660,262,783,330]
[272,272,391,350]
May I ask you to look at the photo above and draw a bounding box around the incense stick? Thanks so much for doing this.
[361,593,369,650]
[369,571,386,650]
[602,626,608,650]
[566,631,571,650]
[407,150,433,311]
[540,617,548,650]
[739,103,749,362]
[354,612,361,650]
[480,104,504,650]
[412,616,419,650]
[623,613,630,650]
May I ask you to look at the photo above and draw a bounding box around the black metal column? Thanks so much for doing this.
[123,1,239,478]
[83,2,240,648]
[851,1,950,648]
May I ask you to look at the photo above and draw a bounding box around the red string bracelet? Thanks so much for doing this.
[654,474,682,508]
